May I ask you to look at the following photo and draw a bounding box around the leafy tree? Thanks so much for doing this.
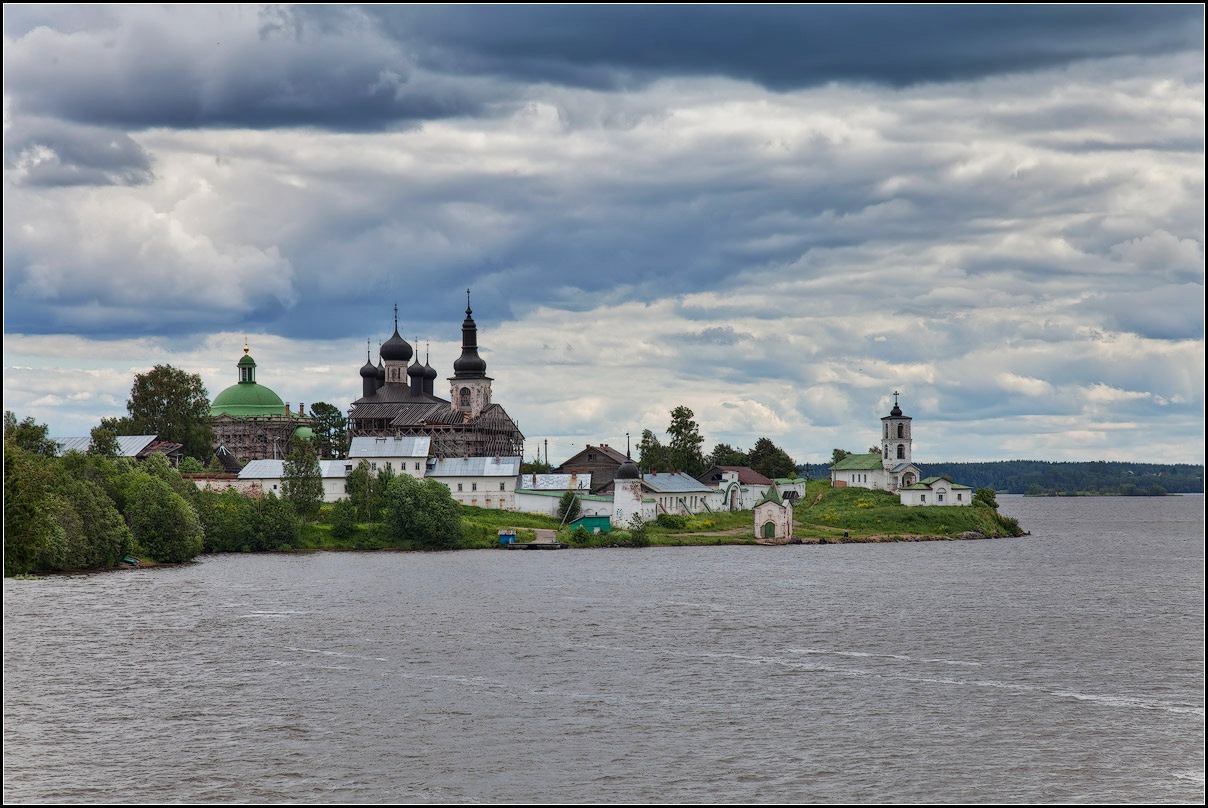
[141,452,197,502]
[347,459,375,521]
[973,488,999,510]
[88,426,121,458]
[124,473,204,563]
[178,456,205,473]
[830,448,851,466]
[283,440,324,522]
[4,443,63,574]
[330,498,359,542]
[256,492,301,551]
[52,475,132,570]
[309,402,348,458]
[557,490,582,523]
[383,474,462,550]
[124,364,214,460]
[747,437,798,480]
[4,411,57,457]
[196,488,257,553]
[708,443,749,468]
[869,445,881,455]
[666,405,705,476]
[637,429,670,473]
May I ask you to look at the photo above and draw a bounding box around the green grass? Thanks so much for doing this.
[794,483,1024,540]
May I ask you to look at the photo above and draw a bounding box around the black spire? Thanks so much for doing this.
[452,288,488,378]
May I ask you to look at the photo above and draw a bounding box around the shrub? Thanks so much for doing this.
[656,513,688,529]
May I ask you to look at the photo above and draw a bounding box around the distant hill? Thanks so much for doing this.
[798,460,1203,495]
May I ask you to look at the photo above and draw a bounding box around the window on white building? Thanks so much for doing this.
[499,482,505,491]
[920,494,926,502]
[457,483,463,492]
[938,493,944,502]
[472,482,477,491]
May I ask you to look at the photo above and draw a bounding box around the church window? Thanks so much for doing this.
[938,493,945,503]
[883,446,889,459]
[472,482,477,491]
[920,494,926,502]
[499,482,506,491]
[457,483,463,492]
[897,423,904,438]
[460,387,471,407]
[957,493,963,501]
[414,462,420,471]
[897,445,905,459]
[884,424,888,438]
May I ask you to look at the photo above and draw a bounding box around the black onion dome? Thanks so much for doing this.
[407,357,425,380]
[616,456,640,480]
[376,359,385,381]
[452,296,488,377]
[890,402,903,417]
[423,359,438,381]
[360,348,377,379]
[380,328,413,362]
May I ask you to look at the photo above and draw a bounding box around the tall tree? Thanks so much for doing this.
[637,429,670,474]
[747,437,798,479]
[384,474,462,550]
[124,365,214,460]
[666,405,705,476]
[308,402,348,458]
[282,440,324,522]
[88,425,120,458]
[124,473,204,563]
[708,442,749,468]
[4,411,57,457]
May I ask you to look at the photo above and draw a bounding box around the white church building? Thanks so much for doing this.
[829,392,922,493]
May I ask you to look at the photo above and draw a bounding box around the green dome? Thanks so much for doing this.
[292,425,315,441]
[211,381,287,417]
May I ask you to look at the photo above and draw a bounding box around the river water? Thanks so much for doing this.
[4,495,1204,803]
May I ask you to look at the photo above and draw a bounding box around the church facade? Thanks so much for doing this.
[348,293,525,460]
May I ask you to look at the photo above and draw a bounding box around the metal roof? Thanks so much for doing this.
[51,435,157,457]
[641,472,712,494]
[239,459,351,479]
[348,436,431,458]
[428,456,522,477]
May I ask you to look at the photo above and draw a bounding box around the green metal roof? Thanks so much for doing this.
[756,483,783,506]
[829,452,884,471]
[210,381,287,417]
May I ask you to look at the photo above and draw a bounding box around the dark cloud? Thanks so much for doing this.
[367,5,1203,91]
[4,119,154,187]
[1084,284,1206,341]
[4,6,1201,133]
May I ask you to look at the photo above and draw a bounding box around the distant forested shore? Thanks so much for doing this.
[799,460,1203,496]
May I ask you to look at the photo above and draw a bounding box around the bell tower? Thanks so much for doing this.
[880,391,912,470]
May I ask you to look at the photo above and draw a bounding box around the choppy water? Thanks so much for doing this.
[4,495,1204,803]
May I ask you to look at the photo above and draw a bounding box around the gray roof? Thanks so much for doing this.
[428,456,522,477]
[642,472,713,494]
[52,435,156,457]
[518,473,593,490]
[348,435,431,458]
[240,459,351,480]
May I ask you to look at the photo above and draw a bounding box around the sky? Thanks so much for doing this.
[3,4,1204,466]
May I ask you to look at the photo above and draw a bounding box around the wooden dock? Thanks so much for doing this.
[506,529,568,550]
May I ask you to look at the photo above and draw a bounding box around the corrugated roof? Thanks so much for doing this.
[428,456,522,477]
[240,459,351,479]
[642,472,712,493]
[51,435,157,457]
[348,436,431,458]
[518,473,593,490]
[516,490,613,502]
